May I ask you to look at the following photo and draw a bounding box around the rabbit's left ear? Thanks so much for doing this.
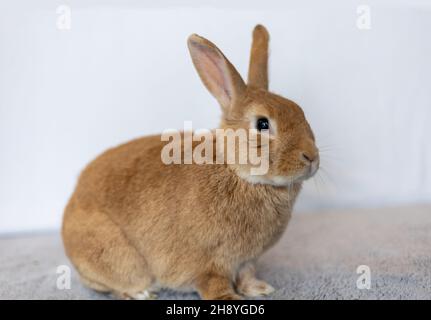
[247,24,270,90]
[188,34,246,114]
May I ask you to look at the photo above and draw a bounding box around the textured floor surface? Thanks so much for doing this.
[1,205,431,300]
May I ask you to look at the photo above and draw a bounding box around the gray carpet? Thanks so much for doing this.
[1,205,431,300]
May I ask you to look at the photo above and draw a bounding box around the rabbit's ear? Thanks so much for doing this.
[247,24,270,90]
[188,34,246,113]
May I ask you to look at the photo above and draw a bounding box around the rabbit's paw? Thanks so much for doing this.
[237,279,274,297]
[128,290,158,300]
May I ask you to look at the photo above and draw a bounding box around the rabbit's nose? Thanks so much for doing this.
[300,150,319,164]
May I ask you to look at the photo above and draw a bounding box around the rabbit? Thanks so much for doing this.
[62,24,319,300]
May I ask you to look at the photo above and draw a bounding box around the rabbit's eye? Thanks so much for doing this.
[256,117,270,131]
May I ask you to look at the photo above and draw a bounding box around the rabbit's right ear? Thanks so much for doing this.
[188,34,246,114]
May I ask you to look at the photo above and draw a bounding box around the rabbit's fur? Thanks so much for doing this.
[62,25,319,300]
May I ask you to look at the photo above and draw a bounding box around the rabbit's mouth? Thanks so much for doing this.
[305,156,320,179]
[285,159,320,184]
[295,159,319,182]
[235,154,319,186]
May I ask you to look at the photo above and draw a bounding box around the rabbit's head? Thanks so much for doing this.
[188,25,319,186]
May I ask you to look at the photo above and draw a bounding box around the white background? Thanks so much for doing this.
[1,0,430,233]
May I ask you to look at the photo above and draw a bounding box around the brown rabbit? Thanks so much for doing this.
[62,25,319,300]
